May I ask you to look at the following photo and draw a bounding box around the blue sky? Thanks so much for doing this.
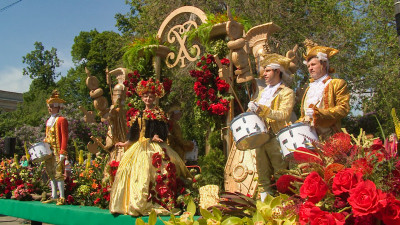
[0,0,130,93]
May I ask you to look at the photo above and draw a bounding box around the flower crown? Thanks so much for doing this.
[135,78,165,98]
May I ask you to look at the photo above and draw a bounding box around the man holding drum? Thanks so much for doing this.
[299,40,350,140]
[247,53,295,201]
[42,90,68,205]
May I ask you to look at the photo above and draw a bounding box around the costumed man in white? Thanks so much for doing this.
[42,90,68,205]
[299,39,350,141]
[248,53,295,201]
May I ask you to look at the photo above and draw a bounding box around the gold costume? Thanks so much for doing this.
[109,110,190,216]
[300,78,350,140]
[254,84,294,193]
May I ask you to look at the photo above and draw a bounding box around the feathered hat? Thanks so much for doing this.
[46,90,66,107]
[303,39,339,62]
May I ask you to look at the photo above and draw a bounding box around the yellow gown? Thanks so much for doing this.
[109,109,190,216]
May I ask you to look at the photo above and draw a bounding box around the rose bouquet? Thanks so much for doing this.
[190,54,231,116]
[275,131,400,225]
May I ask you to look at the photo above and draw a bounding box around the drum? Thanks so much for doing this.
[29,142,53,163]
[276,123,318,157]
[230,112,269,150]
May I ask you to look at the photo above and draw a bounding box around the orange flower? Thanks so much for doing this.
[324,163,345,183]
[92,182,98,189]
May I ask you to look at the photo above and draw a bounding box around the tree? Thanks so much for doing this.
[69,30,128,103]
[22,41,61,92]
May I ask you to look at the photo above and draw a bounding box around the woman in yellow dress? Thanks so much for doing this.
[109,79,190,216]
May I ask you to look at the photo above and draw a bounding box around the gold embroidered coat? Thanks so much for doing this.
[255,84,295,134]
[300,78,350,134]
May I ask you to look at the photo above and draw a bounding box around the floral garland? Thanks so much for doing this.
[190,54,231,116]
[148,148,186,210]
[143,106,168,122]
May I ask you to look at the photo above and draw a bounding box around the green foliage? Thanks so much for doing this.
[71,30,127,102]
[22,42,60,92]
[198,148,226,188]
[122,34,162,72]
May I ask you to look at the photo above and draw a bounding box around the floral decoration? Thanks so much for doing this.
[190,54,231,116]
[275,131,400,225]
[148,148,187,210]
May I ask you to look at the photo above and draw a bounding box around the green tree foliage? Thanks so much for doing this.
[70,30,129,103]
[22,41,61,92]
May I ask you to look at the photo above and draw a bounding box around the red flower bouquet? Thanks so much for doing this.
[190,54,231,116]
[276,131,400,224]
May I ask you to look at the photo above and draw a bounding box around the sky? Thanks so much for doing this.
[0,0,130,93]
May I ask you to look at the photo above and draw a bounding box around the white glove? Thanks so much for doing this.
[247,101,259,112]
[305,108,314,117]
[60,154,66,161]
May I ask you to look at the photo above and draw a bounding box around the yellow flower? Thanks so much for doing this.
[79,150,84,165]
[179,212,193,225]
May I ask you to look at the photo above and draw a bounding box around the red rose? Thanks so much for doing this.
[220,58,230,65]
[377,195,400,225]
[152,153,162,168]
[67,195,74,204]
[276,174,301,194]
[94,198,100,205]
[308,208,345,225]
[156,184,169,198]
[299,201,319,225]
[156,175,164,184]
[332,168,363,195]
[166,162,176,174]
[300,172,328,204]
[347,180,387,217]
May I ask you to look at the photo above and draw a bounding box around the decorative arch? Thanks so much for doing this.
[157,6,207,68]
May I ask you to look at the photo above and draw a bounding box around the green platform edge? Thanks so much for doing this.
[0,199,178,225]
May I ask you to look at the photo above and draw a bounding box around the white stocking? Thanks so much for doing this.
[57,180,65,198]
[50,180,57,199]
[260,192,268,202]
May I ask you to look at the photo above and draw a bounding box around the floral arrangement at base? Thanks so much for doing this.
[272,129,400,225]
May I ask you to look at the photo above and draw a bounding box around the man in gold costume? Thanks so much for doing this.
[247,53,295,201]
[299,40,350,140]
[42,90,68,205]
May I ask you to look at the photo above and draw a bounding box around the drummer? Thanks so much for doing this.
[247,53,295,201]
[298,39,350,140]
[42,90,69,206]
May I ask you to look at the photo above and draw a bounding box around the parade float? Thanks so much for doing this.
[1,5,400,225]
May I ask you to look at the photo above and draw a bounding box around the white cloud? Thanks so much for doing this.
[0,67,32,93]
[56,50,74,76]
